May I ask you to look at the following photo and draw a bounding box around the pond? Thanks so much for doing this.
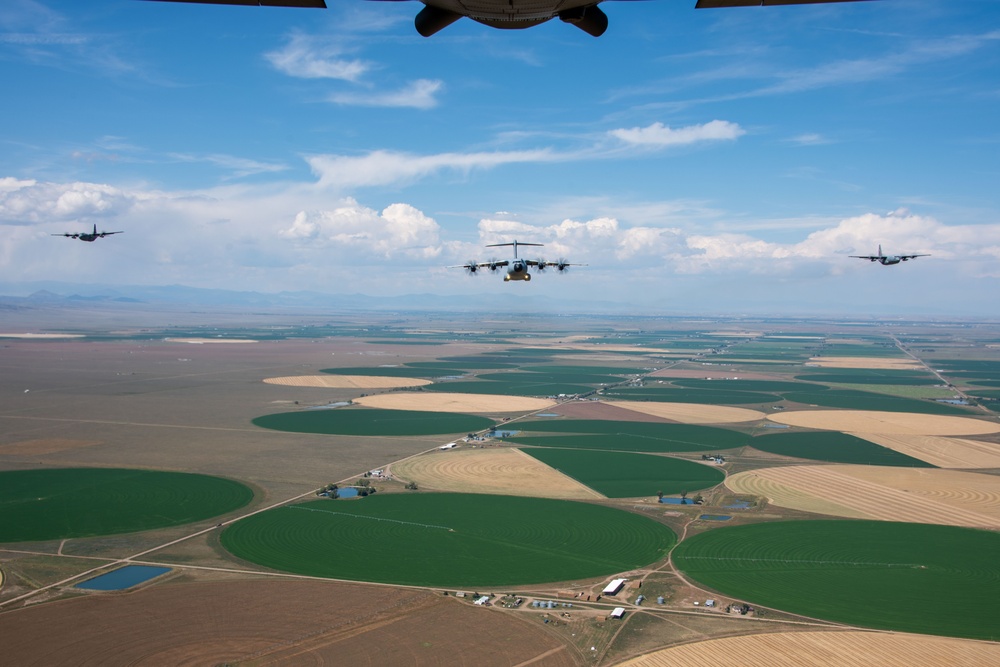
[76,565,171,591]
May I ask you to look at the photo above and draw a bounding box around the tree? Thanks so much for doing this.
[405,481,419,490]
[656,490,663,500]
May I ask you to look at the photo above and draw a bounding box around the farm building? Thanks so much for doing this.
[609,607,625,619]
[603,579,626,595]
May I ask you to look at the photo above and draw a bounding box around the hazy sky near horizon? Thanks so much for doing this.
[1,0,999,315]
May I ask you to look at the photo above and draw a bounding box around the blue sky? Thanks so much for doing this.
[1,0,999,315]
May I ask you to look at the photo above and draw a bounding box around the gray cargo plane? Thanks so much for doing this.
[146,0,872,39]
[850,245,929,265]
[451,241,583,282]
[52,224,124,243]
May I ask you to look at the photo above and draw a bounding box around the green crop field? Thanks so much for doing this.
[749,432,935,467]
[522,365,643,375]
[795,372,940,385]
[673,520,1000,640]
[405,361,517,370]
[478,371,623,385]
[221,493,676,587]
[809,384,955,399]
[0,468,253,542]
[601,386,780,405]
[509,420,749,453]
[520,448,724,497]
[671,379,822,393]
[424,380,595,397]
[252,408,494,436]
[781,388,971,414]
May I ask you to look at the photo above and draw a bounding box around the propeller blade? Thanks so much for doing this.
[556,258,570,272]
[536,258,548,271]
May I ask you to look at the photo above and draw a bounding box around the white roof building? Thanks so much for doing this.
[602,578,626,595]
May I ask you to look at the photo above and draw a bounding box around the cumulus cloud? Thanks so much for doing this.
[0,179,135,223]
[281,198,442,259]
[264,33,369,82]
[609,120,745,147]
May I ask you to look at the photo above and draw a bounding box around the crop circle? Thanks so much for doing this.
[0,468,253,542]
[222,493,676,586]
[673,520,1000,640]
[252,408,494,436]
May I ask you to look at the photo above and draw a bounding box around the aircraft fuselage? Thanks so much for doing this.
[503,259,532,281]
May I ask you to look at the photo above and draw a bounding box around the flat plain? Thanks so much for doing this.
[3,311,1000,665]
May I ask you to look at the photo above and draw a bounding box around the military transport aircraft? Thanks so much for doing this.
[850,245,929,265]
[147,0,872,39]
[450,241,583,282]
[52,224,124,243]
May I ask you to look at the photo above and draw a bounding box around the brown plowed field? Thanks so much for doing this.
[856,434,1000,469]
[614,631,1000,667]
[726,465,1000,528]
[391,448,603,499]
[805,357,923,369]
[1,579,579,667]
[766,410,1000,436]
[263,375,432,389]
[0,439,103,455]
[549,401,673,423]
[607,401,765,424]
[354,392,556,413]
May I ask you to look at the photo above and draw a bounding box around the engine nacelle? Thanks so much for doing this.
[558,4,608,37]
[415,5,463,36]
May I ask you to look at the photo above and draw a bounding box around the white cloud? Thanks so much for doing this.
[306,148,556,189]
[0,180,134,223]
[264,33,370,82]
[305,119,743,189]
[167,153,290,179]
[328,79,444,109]
[281,198,442,259]
[609,120,745,147]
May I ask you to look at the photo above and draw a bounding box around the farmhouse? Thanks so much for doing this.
[603,578,626,595]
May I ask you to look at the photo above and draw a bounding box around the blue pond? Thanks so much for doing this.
[337,487,359,498]
[724,500,752,509]
[659,498,697,505]
[536,413,561,417]
[76,565,170,591]
[699,515,732,521]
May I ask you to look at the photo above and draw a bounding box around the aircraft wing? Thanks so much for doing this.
[143,1,327,7]
[448,260,510,273]
[900,254,930,260]
[53,233,80,238]
[99,232,124,237]
[849,255,878,260]
[696,0,869,7]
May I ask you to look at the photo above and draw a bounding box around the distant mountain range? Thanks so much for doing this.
[0,281,631,314]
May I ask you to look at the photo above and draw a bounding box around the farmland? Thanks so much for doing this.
[673,520,1000,640]
[222,493,676,586]
[3,314,1000,665]
[0,468,252,542]
[520,448,725,497]
[252,407,495,436]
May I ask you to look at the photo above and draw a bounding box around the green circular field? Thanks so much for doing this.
[673,520,1000,640]
[252,408,494,436]
[0,468,253,543]
[222,493,676,587]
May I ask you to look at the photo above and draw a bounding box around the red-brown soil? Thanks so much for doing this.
[1,578,580,666]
